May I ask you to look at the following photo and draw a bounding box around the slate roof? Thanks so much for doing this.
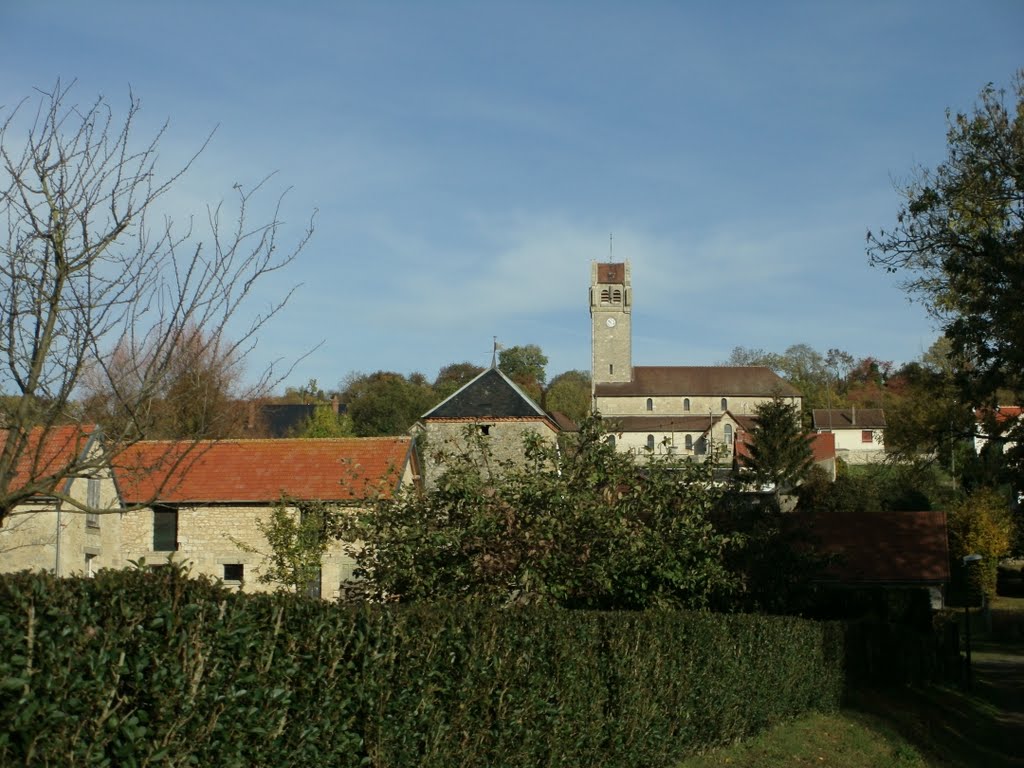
[594,366,800,398]
[1,425,99,496]
[812,408,887,430]
[422,367,551,421]
[797,510,949,585]
[607,415,715,433]
[115,437,414,504]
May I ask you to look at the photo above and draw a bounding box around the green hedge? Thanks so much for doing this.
[0,567,847,767]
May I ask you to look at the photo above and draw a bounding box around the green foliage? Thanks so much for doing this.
[0,567,852,767]
[947,486,1015,598]
[282,377,327,402]
[231,501,332,593]
[868,72,1024,470]
[741,395,815,501]
[717,492,829,614]
[342,415,737,609]
[798,463,949,514]
[432,361,485,400]
[498,343,548,399]
[293,403,353,437]
[884,339,974,468]
[340,370,439,436]
[727,344,854,416]
[543,368,591,423]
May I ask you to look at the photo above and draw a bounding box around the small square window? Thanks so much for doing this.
[223,564,244,582]
[861,430,873,444]
[479,424,491,436]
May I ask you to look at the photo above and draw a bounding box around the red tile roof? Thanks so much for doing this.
[115,437,415,504]
[796,510,950,584]
[975,405,1022,426]
[1,425,98,495]
[595,366,801,398]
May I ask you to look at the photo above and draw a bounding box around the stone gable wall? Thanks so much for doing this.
[419,420,557,488]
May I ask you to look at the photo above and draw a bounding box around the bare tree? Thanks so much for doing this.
[0,80,314,522]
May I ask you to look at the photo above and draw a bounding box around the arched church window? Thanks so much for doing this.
[600,288,611,304]
[684,434,693,450]
[724,424,733,445]
[646,434,655,450]
[683,398,690,412]
[606,435,616,448]
[646,398,653,411]
[612,289,622,303]
[720,398,728,411]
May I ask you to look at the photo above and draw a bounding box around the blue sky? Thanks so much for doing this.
[2,2,1021,392]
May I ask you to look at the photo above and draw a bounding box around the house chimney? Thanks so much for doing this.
[851,405,856,426]
[331,395,340,415]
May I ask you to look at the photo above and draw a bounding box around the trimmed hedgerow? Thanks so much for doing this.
[0,567,853,767]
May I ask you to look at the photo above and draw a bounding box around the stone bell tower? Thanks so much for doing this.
[590,261,632,384]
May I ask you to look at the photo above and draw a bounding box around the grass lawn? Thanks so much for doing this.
[676,598,1024,768]
[674,710,934,768]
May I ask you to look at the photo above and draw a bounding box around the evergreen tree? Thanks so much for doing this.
[743,395,815,504]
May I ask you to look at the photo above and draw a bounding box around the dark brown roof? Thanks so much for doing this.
[796,510,949,585]
[595,366,800,398]
[812,408,887,430]
[548,411,579,432]
[607,415,713,432]
[595,262,625,284]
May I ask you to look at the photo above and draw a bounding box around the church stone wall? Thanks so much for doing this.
[596,394,797,417]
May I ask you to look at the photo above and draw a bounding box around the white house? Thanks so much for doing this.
[812,408,887,464]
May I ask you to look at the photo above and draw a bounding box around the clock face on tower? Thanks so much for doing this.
[606,317,617,328]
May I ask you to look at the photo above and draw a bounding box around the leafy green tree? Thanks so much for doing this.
[282,378,327,403]
[340,416,737,609]
[230,501,332,594]
[741,395,815,505]
[726,344,853,418]
[544,369,591,424]
[340,370,439,436]
[868,72,1024,466]
[947,487,1015,599]
[498,344,548,400]
[433,362,485,400]
[884,340,973,469]
[293,404,353,438]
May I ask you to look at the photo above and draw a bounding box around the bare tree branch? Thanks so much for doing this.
[0,80,315,522]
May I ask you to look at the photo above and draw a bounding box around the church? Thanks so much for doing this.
[590,261,801,461]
